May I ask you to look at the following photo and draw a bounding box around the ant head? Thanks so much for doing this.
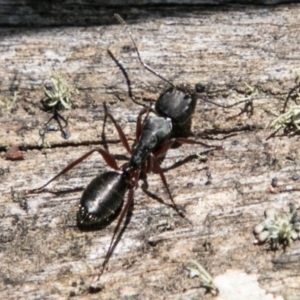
[155,85,197,125]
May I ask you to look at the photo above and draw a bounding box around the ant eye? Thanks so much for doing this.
[195,83,205,93]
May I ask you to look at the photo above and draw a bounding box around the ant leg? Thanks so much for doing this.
[136,106,154,140]
[151,138,218,162]
[150,154,184,218]
[175,137,224,150]
[98,170,140,279]
[104,103,132,154]
[25,147,120,194]
[104,104,155,152]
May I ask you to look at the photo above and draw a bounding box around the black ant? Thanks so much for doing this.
[25,14,223,281]
[25,105,219,279]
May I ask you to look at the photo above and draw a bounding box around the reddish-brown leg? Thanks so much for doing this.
[143,137,221,217]
[98,169,140,279]
[135,106,152,141]
[25,147,120,194]
[105,104,157,151]
[150,154,184,218]
[175,137,223,150]
[152,137,221,161]
[104,104,132,154]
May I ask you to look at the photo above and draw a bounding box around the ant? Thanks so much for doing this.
[25,105,219,279]
[25,14,224,281]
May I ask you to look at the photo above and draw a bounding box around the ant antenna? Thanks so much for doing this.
[114,14,175,88]
[200,96,252,108]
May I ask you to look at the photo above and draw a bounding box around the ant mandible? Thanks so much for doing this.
[25,14,222,280]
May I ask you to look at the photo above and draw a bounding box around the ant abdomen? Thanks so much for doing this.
[77,171,128,229]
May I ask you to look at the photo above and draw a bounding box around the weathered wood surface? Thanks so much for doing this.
[1,4,300,300]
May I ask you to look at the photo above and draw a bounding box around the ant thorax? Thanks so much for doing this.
[129,115,172,169]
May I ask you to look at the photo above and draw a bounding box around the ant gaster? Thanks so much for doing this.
[25,14,221,280]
